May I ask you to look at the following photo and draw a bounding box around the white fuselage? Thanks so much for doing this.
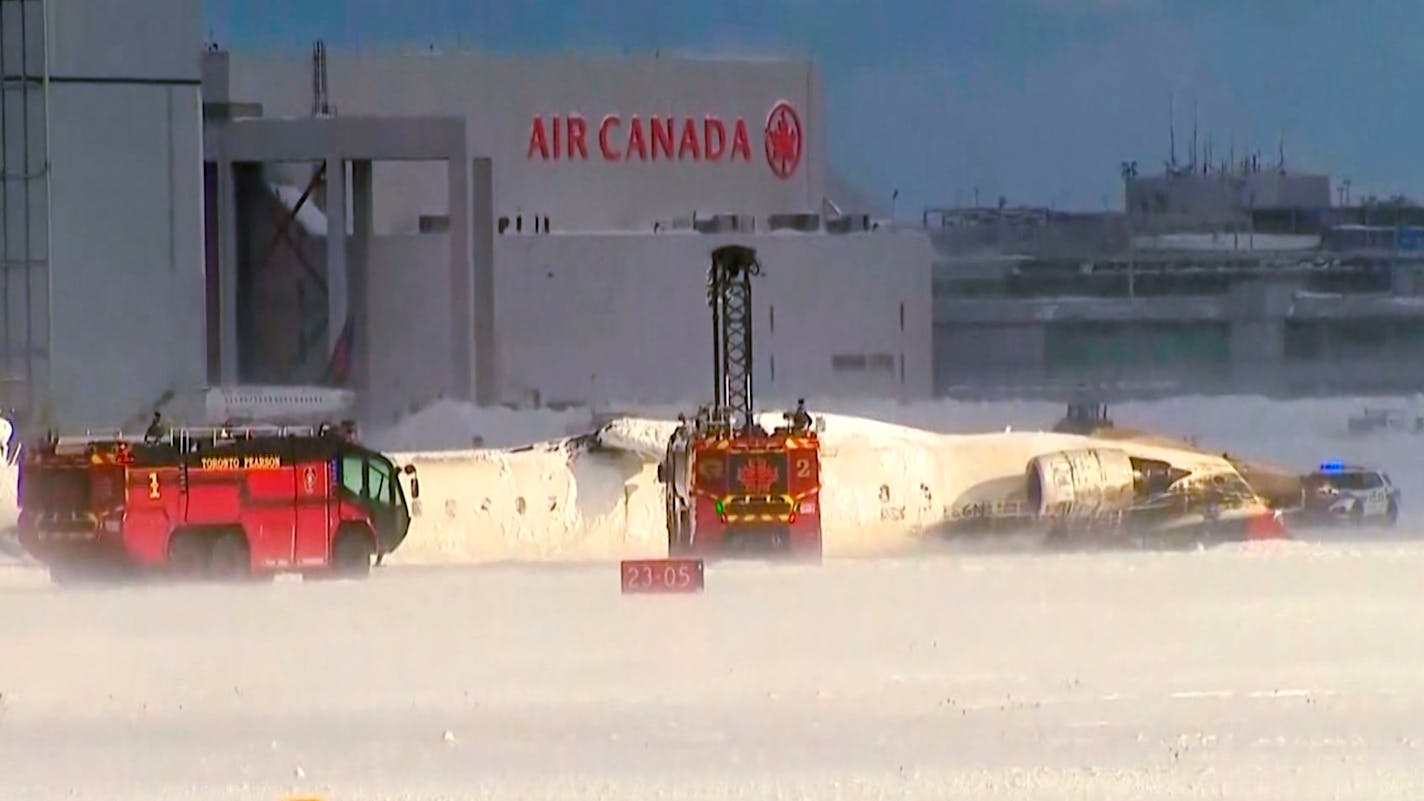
[381,413,1274,565]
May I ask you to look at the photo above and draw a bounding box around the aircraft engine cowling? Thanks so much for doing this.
[1026,448,1138,519]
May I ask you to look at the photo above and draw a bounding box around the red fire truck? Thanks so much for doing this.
[662,425,822,558]
[657,245,824,560]
[15,424,417,583]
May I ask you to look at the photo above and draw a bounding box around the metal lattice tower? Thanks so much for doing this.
[0,0,53,422]
[708,245,759,434]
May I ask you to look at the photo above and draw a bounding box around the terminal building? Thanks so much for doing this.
[5,0,1424,431]
[931,160,1424,399]
[205,44,932,425]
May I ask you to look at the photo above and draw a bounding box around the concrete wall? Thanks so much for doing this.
[220,49,825,233]
[367,234,453,425]
[363,230,933,422]
[4,0,206,429]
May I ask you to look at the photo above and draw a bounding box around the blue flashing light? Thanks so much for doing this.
[1319,460,1345,473]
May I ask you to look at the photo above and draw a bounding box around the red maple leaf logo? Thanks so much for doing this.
[737,458,780,493]
[764,101,802,180]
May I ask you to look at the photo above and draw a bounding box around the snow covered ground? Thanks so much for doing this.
[3,396,1424,799]
[3,542,1424,799]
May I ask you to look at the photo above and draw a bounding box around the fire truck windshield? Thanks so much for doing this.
[338,450,405,511]
[336,447,412,556]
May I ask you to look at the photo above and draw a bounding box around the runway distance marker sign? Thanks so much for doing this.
[621,558,704,594]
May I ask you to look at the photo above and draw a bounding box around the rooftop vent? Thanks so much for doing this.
[694,213,755,234]
[767,213,820,232]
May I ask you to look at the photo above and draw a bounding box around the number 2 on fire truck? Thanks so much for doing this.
[148,471,160,499]
[795,456,812,479]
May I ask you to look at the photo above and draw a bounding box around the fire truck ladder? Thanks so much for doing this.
[707,245,760,435]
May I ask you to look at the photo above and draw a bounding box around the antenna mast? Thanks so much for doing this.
[707,245,760,435]
[312,40,332,117]
[1191,96,1199,171]
[1168,91,1177,169]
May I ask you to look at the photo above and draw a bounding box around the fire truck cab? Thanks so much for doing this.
[16,424,416,583]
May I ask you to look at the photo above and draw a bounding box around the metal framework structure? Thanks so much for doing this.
[252,160,340,382]
[707,244,759,434]
[0,0,51,419]
[204,112,481,414]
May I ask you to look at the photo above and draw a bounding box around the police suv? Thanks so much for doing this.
[1300,462,1400,526]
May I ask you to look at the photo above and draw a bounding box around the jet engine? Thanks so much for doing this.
[1026,448,1136,518]
[1026,448,1194,520]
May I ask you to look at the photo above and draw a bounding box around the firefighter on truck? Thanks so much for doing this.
[15,422,419,584]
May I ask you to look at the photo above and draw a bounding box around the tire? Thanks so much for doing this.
[1387,499,1400,527]
[208,531,250,581]
[167,532,210,579]
[332,528,374,579]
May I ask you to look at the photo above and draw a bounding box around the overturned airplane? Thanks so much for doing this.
[383,404,1327,565]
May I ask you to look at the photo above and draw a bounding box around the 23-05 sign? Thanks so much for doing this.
[620,559,704,594]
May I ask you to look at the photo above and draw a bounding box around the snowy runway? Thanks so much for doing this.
[3,540,1424,800]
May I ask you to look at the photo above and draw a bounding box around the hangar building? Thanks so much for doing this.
[204,45,933,426]
[3,0,932,430]
[1,0,205,429]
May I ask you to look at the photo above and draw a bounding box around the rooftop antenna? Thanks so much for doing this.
[1168,90,1177,169]
[1277,130,1286,173]
[311,39,332,117]
[1190,96,1199,172]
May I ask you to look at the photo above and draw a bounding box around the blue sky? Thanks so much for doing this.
[204,1,1424,217]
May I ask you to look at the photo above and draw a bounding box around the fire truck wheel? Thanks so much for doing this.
[332,527,374,578]
[208,531,251,581]
[167,532,209,578]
